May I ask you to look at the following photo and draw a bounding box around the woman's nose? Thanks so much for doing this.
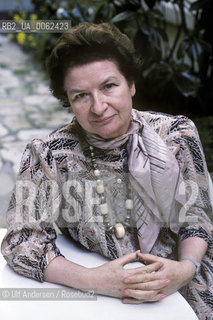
[90,92,107,115]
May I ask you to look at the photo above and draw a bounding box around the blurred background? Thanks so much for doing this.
[0,0,212,226]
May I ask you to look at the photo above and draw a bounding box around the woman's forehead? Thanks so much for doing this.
[65,60,123,90]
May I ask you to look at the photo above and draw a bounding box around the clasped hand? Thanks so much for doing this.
[91,250,195,304]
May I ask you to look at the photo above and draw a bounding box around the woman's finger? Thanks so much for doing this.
[122,293,166,304]
[137,252,162,264]
[116,251,139,266]
[126,278,170,291]
[122,297,143,304]
[124,288,161,300]
[124,269,165,284]
[126,261,162,276]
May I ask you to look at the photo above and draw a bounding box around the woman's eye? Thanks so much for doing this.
[74,93,87,101]
[104,83,115,90]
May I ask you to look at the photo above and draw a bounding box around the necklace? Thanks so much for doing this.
[89,146,133,239]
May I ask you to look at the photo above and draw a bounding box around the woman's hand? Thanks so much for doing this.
[121,252,196,304]
[88,251,168,302]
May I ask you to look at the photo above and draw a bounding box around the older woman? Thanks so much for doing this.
[1,22,213,319]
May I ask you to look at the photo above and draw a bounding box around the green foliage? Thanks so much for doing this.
[10,0,212,116]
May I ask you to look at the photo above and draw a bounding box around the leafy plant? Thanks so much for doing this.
[106,0,212,115]
[10,0,212,116]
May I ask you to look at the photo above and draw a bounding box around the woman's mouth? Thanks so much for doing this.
[92,114,116,125]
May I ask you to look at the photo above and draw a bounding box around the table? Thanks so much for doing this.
[0,228,198,320]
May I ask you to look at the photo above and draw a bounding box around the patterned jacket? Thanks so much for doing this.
[1,110,213,282]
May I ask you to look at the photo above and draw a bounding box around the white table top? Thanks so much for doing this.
[0,228,198,320]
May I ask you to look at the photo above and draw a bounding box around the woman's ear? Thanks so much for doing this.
[130,82,136,97]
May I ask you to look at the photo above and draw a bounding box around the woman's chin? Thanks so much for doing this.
[92,124,129,140]
[95,128,122,140]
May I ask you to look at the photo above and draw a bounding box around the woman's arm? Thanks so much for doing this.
[1,140,63,282]
[43,256,92,289]
[43,251,167,301]
[178,236,207,265]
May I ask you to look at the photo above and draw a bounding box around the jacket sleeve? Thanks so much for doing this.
[168,116,213,245]
[1,139,63,282]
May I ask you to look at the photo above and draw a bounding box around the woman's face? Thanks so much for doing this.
[64,60,136,139]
